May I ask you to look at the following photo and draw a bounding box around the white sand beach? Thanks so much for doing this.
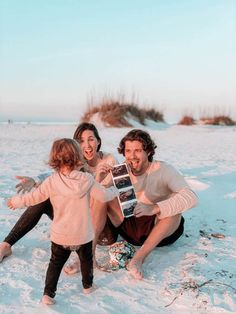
[0,122,235,313]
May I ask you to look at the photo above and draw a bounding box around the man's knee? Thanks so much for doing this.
[155,213,181,226]
[157,216,185,247]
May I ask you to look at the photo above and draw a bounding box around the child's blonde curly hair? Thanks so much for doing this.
[48,138,84,171]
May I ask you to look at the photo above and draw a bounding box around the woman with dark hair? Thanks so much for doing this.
[0,123,118,273]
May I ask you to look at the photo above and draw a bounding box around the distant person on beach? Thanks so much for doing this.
[0,122,119,273]
[7,138,118,305]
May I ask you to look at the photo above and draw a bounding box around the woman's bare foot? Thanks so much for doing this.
[63,255,81,275]
[83,285,97,294]
[127,258,143,280]
[0,242,12,263]
[64,255,98,275]
[41,295,55,305]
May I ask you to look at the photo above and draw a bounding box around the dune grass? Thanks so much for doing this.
[178,109,235,126]
[82,96,235,127]
[199,115,235,126]
[178,115,195,125]
[81,98,164,127]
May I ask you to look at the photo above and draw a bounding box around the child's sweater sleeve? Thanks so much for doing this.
[10,178,51,208]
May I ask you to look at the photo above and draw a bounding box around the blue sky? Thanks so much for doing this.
[0,0,235,122]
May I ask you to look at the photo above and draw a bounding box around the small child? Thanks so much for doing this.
[7,138,119,305]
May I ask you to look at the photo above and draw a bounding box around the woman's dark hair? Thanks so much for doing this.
[118,129,157,162]
[73,122,101,152]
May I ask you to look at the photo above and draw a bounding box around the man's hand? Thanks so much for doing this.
[95,164,113,183]
[7,198,16,210]
[134,202,160,217]
[15,176,36,193]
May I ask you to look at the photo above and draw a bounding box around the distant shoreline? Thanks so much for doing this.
[0,121,78,125]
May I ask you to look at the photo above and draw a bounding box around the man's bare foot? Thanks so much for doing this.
[0,242,12,263]
[63,258,81,275]
[83,285,97,294]
[41,295,55,305]
[127,259,143,280]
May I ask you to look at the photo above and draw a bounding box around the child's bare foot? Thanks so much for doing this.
[41,295,55,305]
[0,242,12,263]
[63,258,80,275]
[127,259,143,280]
[83,285,96,294]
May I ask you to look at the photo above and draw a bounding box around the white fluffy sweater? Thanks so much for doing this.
[10,170,119,246]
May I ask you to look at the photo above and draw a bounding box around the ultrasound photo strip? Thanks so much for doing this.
[111,163,137,218]
[111,163,129,178]
[113,176,132,189]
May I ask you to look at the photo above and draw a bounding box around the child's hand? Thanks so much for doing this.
[7,198,17,210]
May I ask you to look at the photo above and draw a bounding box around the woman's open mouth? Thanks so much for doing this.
[84,149,94,159]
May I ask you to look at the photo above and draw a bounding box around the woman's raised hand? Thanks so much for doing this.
[95,164,113,183]
[15,176,36,193]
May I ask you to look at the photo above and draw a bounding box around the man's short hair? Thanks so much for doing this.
[118,129,157,161]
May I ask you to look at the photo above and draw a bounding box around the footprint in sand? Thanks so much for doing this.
[224,191,236,199]
[32,248,47,259]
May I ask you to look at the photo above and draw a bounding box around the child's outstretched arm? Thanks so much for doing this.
[7,177,51,210]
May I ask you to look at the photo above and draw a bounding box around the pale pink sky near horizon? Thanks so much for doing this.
[1,0,235,122]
